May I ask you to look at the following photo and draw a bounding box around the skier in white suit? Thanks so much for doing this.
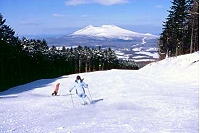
[69,75,91,105]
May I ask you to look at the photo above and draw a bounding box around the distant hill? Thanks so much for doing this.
[45,25,159,62]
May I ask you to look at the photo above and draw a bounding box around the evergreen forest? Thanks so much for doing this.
[158,0,199,58]
[0,14,138,92]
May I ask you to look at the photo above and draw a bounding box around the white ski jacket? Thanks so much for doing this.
[69,79,88,95]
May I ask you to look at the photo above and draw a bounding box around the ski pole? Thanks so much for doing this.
[70,92,74,108]
[87,87,92,101]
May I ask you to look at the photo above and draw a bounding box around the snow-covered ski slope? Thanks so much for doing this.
[0,52,199,133]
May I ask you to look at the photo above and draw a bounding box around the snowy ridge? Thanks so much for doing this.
[0,52,199,133]
[72,25,158,39]
[140,52,199,83]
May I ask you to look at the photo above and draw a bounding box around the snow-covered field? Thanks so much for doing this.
[0,52,199,133]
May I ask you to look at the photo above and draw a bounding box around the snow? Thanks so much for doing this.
[72,25,158,39]
[0,52,199,133]
[135,51,159,59]
[115,51,130,60]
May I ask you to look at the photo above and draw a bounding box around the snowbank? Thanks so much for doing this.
[140,52,199,84]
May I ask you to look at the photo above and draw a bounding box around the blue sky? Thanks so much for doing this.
[0,0,172,36]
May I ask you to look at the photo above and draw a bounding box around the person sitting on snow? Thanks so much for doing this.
[69,75,91,105]
[52,83,60,96]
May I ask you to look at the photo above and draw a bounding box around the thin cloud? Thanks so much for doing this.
[65,0,129,6]
[19,21,41,26]
[94,0,129,5]
[52,13,66,18]
[81,14,92,17]
[156,5,163,9]
[65,0,89,6]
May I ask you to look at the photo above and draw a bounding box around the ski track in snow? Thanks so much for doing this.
[0,52,199,133]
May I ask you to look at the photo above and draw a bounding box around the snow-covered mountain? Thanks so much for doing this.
[72,25,158,40]
[0,52,199,132]
[45,25,159,62]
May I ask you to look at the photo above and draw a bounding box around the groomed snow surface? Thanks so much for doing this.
[0,52,199,133]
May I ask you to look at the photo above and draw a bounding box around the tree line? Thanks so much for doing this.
[158,0,199,58]
[0,14,138,92]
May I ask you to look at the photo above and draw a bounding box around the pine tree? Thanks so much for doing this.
[0,13,24,90]
[159,0,192,56]
[187,0,199,53]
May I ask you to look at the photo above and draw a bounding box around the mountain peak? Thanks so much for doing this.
[72,25,158,39]
[101,25,117,28]
[85,25,94,29]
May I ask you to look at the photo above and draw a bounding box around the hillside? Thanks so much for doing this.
[0,52,199,133]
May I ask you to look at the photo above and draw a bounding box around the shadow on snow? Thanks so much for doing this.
[0,76,68,96]
[91,99,103,104]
